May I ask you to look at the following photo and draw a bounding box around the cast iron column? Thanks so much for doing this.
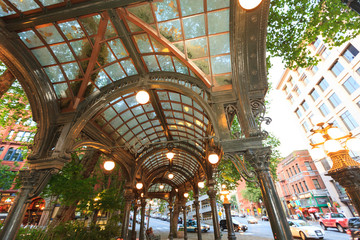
[131,202,138,240]
[0,169,54,240]
[223,202,236,240]
[169,204,174,240]
[122,188,134,240]
[139,199,146,240]
[342,0,360,15]
[194,196,202,240]
[183,205,188,240]
[207,184,221,240]
[245,148,292,240]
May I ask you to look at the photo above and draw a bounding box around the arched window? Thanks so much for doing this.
[4,148,15,161]
[0,146,4,157]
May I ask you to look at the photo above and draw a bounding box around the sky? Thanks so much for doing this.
[264,57,310,158]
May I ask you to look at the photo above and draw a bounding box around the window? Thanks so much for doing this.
[283,86,289,95]
[312,179,321,190]
[3,148,24,162]
[318,78,329,91]
[289,168,294,176]
[341,110,359,131]
[294,86,301,96]
[13,131,34,142]
[295,108,302,118]
[303,181,309,191]
[310,89,320,101]
[304,161,312,171]
[357,67,360,76]
[0,146,4,157]
[298,68,304,75]
[312,66,319,74]
[14,131,25,141]
[328,93,342,108]
[330,61,344,77]
[293,166,297,174]
[302,75,310,85]
[296,163,301,172]
[343,76,360,94]
[299,182,305,192]
[288,95,294,103]
[296,184,301,193]
[6,130,14,140]
[321,158,331,171]
[343,44,359,62]
[288,77,294,87]
[319,103,330,117]
[286,170,290,178]
[313,38,322,48]
[301,101,309,111]
[292,185,297,194]
[321,48,331,59]
[332,120,341,128]
[302,121,310,132]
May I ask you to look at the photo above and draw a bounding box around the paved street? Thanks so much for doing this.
[135,217,350,240]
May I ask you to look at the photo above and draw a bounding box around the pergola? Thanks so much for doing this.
[0,0,292,240]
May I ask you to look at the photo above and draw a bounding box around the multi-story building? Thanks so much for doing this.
[276,150,330,219]
[235,180,265,217]
[276,35,360,217]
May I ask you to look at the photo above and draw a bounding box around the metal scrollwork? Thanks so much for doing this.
[223,153,257,183]
[250,98,272,138]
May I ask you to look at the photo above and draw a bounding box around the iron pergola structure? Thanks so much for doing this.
[0,0,292,239]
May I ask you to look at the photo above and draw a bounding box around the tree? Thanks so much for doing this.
[0,161,19,190]
[267,0,360,69]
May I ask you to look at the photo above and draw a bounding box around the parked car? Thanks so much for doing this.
[247,216,258,224]
[288,220,325,240]
[261,215,269,221]
[219,219,248,232]
[178,219,210,232]
[319,213,348,233]
[347,217,360,240]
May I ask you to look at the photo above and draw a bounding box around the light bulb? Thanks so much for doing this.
[104,161,115,171]
[309,148,326,160]
[327,127,346,139]
[136,90,150,104]
[175,188,178,192]
[159,184,164,190]
[168,173,174,179]
[324,140,344,153]
[136,183,143,190]
[311,133,325,144]
[166,152,175,160]
[346,138,360,152]
[208,153,219,164]
[238,0,263,10]
[198,181,205,188]
[184,192,189,198]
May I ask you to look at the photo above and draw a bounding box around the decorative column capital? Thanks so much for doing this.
[327,167,360,189]
[124,188,135,201]
[244,147,272,171]
[207,189,217,199]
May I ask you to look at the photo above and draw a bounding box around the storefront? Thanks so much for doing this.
[22,198,45,225]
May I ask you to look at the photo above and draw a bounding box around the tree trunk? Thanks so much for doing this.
[92,209,100,225]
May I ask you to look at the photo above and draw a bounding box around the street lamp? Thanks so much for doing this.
[238,0,263,10]
[208,152,219,165]
[136,90,150,104]
[310,121,360,214]
[220,186,236,240]
[103,160,115,171]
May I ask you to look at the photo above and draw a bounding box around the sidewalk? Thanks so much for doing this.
[153,231,273,240]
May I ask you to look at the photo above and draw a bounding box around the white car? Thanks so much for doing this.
[288,220,325,240]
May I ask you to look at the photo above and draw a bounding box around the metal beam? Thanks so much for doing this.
[4,0,146,31]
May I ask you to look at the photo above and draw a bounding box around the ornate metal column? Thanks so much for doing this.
[194,195,202,240]
[223,202,236,240]
[139,198,146,240]
[182,205,188,240]
[168,204,174,240]
[0,169,55,240]
[244,148,292,240]
[207,183,221,240]
[122,188,134,240]
[131,202,138,240]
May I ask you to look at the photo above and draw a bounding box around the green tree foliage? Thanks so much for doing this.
[0,161,19,190]
[268,0,360,69]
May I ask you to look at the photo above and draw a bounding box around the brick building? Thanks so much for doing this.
[236,180,265,217]
[276,150,330,219]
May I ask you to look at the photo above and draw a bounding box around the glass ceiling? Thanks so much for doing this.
[148,183,172,193]
[1,0,232,109]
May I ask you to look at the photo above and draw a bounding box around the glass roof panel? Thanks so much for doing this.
[209,34,230,56]
[208,9,229,35]
[180,0,204,16]
[110,117,123,129]
[158,19,182,42]
[173,58,188,74]
[157,55,175,72]
[148,183,172,193]
[128,3,154,24]
[154,0,179,22]
[58,20,86,40]
[37,25,64,44]
[215,74,232,86]
[94,70,112,88]
[53,83,70,98]
[186,38,208,59]
[31,47,56,66]
[0,3,15,16]
[134,34,153,53]
[193,59,209,75]
[18,30,44,48]
[39,0,64,6]
[183,15,205,39]
[62,62,81,80]
[104,63,126,81]
[8,0,39,12]
[105,21,117,39]
[108,39,129,59]
[50,43,75,63]
[98,44,116,66]
[80,15,101,36]
[120,60,138,76]
[45,66,64,83]
[150,37,168,53]
[207,0,230,11]
[211,55,231,74]
[70,39,91,59]
[143,55,160,72]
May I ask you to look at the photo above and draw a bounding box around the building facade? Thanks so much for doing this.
[276,150,330,219]
[276,35,360,217]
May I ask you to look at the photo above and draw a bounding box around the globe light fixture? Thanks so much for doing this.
[346,138,360,152]
[327,127,346,139]
[184,192,189,198]
[136,182,144,190]
[198,181,205,188]
[208,153,219,164]
[324,139,344,153]
[311,132,325,144]
[168,173,174,179]
[238,0,263,10]
[104,160,115,171]
[166,152,175,160]
[175,188,178,192]
[136,90,150,104]
[159,184,164,190]
[221,184,227,189]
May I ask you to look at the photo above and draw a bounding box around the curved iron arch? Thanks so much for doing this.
[144,165,196,184]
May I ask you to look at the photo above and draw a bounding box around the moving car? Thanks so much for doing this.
[178,219,210,232]
[347,217,360,240]
[261,215,269,221]
[247,216,258,224]
[288,220,325,240]
[319,213,348,233]
[219,219,248,232]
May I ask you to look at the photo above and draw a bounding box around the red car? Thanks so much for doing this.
[320,213,348,233]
